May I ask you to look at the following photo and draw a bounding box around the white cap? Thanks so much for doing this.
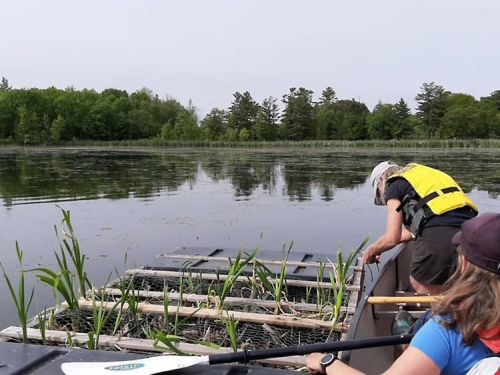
[370,161,399,203]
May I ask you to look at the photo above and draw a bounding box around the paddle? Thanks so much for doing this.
[367,296,439,305]
[61,334,413,375]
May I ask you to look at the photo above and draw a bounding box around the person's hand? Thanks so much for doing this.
[363,245,381,264]
[306,353,326,374]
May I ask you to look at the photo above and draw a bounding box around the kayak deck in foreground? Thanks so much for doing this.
[0,341,297,374]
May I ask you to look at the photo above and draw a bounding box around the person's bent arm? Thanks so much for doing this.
[363,199,404,264]
[400,227,413,242]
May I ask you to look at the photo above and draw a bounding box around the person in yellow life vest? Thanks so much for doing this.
[363,161,478,294]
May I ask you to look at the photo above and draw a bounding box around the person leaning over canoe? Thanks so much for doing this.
[363,161,478,294]
[306,213,500,375]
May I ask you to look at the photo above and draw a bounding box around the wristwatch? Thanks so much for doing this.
[320,353,337,372]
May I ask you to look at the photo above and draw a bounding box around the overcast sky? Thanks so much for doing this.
[1,0,499,115]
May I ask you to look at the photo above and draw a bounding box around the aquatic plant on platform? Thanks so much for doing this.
[0,208,367,369]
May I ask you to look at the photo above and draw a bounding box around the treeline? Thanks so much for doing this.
[0,77,499,145]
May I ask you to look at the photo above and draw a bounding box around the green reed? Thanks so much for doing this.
[37,308,48,344]
[153,331,220,355]
[162,285,170,332]
[222,312,239,352]
[251,242,293,314]
[216,250,257,308]
[273,242,293,314]
[31,207,91,310]
[330,237,369,326]
[63,138,500,149]
[1,243,35,343]
[86,289,122,350]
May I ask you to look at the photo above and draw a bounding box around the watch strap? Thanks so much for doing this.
[320,353,337,372]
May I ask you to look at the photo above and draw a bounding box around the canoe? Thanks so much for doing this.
[345,244,430,373]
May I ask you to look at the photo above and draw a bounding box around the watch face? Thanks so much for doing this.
[320,353,336,368]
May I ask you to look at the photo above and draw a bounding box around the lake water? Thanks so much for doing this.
[1,147,499,329]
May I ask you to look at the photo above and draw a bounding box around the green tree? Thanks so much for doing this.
[160,120,175,140]
[394,98,411,121]
[50,115,66,143]
[330,99,369,140]
[281,87,315,140]
[477,91,500,138]
[201,108,227,140]
[15,106,41,144]
[315,87,337,139]
[1,77,11,91]
[149,98,184,137]
[239,128,250,141]
[176,105,200,141]
[490,113,500,137]
[439,94,479,138]
[125,109,153,139]
[254,96,279,140]
[415,82,449,138]
[319,87,337,106]
[393,98,414,138]
[226,128,239,141]
[0,91,15,138]
[367,102,398,139]
[480,90,500,111]
[227,91,259,136]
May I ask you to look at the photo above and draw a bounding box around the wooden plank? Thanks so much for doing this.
[101,288,356,314]
[125,269,361,291]
[367,296,439,305]
[0,326,306,367]
[77,299,348,332]
[156,253,362,271]
[346,257,364,315]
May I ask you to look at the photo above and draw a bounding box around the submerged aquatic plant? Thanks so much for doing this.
[1,243,35,343]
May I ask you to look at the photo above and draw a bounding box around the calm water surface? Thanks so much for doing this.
[1,147,499,328]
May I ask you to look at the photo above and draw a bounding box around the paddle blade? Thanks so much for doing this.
[61,355,209,375]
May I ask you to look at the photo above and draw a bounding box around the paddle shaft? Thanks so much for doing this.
[208,334,413,364]
[368,296,439,304]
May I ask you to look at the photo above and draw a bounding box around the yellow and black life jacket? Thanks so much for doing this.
[387,163,478,236]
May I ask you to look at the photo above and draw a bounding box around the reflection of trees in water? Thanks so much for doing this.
[280,154,375,201]
[0,150,198,207]
[200,153,277,198]
[0,149,498,207]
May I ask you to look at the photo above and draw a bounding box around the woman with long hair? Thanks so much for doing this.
[307,213,500,375]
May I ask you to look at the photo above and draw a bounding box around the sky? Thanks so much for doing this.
[1,0,499,116]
